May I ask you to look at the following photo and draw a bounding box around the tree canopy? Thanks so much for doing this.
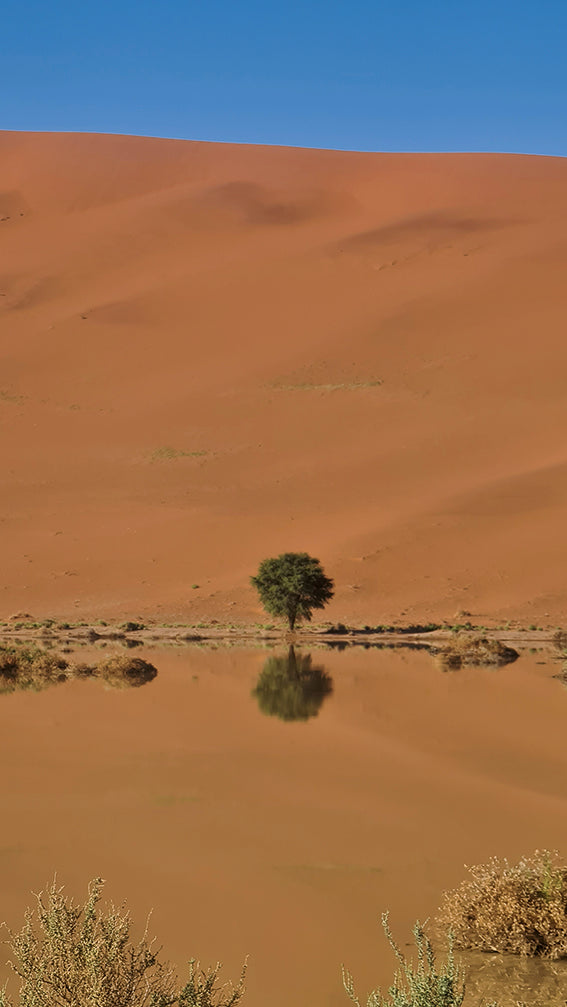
[250,552,334,631]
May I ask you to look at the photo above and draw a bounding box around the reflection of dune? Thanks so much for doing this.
[2,132,567,624]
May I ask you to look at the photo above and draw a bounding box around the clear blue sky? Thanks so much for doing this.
[3,0,566,154]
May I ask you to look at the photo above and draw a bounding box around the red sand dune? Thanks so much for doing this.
[1,131,567,625]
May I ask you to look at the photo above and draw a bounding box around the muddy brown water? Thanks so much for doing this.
[1,644,567,1006]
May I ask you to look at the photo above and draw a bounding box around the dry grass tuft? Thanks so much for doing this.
[434,636,518,671]
[552,629,567,652]
[0,645,157,694]
[97,654,157,689]
[438,851,567,958]
[0,645,70,694]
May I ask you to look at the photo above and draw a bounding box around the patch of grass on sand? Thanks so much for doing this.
[437,851,567,958]
[434,636,518,671]
[150,446,207,461]
[0,389,24,404]
[272,379,382,392]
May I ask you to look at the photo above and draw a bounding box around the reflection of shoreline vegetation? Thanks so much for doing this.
[252,646,333,721]
[0,645,157,695]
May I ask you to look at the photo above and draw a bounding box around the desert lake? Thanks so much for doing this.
[1,642,566,1007]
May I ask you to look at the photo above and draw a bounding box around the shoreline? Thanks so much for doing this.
[0,618,565,651]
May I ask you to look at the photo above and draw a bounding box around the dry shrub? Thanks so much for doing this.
[552,629,567,652]
[0,878,246,1007]
[0,646,156,694]
[434,637,518,671]
[0,645,70,694]
[438,851,567,958]
[97,654,157,689]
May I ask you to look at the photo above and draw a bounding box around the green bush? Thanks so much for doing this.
[342,914,474,1007]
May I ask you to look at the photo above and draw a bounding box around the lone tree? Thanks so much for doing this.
[251,552,334,631]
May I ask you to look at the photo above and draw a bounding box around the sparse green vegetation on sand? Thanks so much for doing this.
[272,379,383,391]
[150,446,207,462]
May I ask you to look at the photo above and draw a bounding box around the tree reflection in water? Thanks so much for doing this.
[252,646,333,722]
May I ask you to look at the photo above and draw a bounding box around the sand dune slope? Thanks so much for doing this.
[1,131,566,623]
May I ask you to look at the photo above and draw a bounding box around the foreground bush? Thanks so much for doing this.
[434,637,518,671]
[0,879,246,1007]
[342,913,471,1007]
[438,851,567,958]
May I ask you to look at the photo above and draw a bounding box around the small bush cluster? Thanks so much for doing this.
[0,879,246,1007]
[434,637,518,671]
[97,653,157,689]
[0,645,157,695]
[0,645,70,694]
[437,851,567,958]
